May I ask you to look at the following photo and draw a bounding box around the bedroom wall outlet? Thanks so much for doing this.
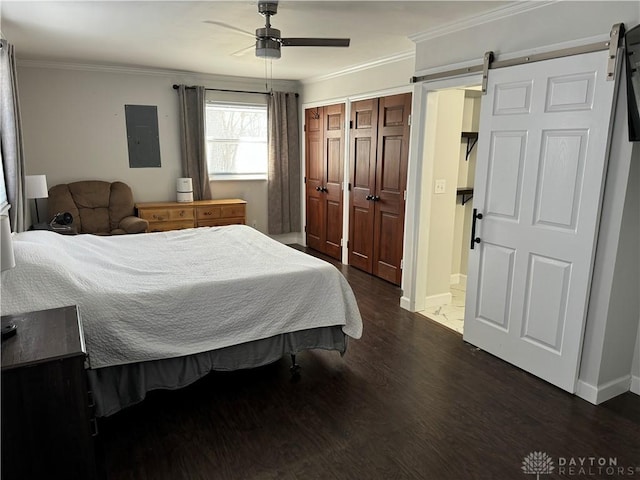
[435,179,446,194]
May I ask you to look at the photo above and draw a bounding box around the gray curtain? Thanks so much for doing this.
[177,85,211,200]
[268,91,300,235]
[0,39,27,232]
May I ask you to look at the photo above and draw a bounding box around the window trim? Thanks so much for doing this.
[209,173,268,182]
[205,101,268,182]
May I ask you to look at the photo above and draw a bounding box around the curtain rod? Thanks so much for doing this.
[172,84,299,97]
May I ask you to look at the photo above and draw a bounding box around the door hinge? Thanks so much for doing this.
[481,51,494,94]
[304,176,307,184]
[303,124,306,132]
[400,259,404,270]
[348,183,352,191]
[340,238,343,247]
[408,114,412,126]
[347,240,349,249]
[349,120,353,129]
[607,23,624,81]
[304,225,307,233]
[403,190,407,201]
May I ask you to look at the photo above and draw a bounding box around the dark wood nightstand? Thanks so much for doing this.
[29,222,78,235]
[1,306,97,480]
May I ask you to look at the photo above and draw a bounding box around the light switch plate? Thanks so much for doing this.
[435,179,446,194]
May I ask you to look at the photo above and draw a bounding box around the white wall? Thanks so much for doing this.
[17,62,298,234]
[632,325,640,395]
[301,56,414,105]
[598,152,639,385]
[423,90,465,304]
[450,197,465,280]
[451,92,480,280]
[413,2,639,75]
[576,72,639,403]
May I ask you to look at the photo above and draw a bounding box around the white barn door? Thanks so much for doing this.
[463,50,616,392]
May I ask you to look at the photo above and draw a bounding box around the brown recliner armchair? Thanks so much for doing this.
[48,181,148,235]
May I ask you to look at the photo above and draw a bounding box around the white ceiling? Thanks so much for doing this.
[1,1,511,81]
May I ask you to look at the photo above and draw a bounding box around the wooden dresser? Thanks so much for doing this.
[1,306,98,480]
[136,199,247,232]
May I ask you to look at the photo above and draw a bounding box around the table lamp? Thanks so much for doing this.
[25,175,48,223]
[1,213,15,272]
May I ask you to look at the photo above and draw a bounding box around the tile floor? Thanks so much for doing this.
[418,284,466,334]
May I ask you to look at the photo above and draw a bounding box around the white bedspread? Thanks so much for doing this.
[1,225,362,368]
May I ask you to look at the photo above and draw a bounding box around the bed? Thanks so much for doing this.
[0,225,363,416]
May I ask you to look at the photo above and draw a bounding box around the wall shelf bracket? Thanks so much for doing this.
[461,132,478,160]
[457,188,474,205]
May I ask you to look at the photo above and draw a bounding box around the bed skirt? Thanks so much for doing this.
[87,326,347,417]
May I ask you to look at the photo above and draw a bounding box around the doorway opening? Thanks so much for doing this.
[416,85,482,334]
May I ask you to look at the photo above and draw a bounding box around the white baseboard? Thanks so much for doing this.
[270,232,303,245]
[576,375,632,405]
[631,375,640,396]
[450,274,467,287]
[424,293,452,308]
[400,296,414,312]
[575,381,599,404]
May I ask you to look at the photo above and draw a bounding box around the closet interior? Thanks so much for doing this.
[417,88,482,333]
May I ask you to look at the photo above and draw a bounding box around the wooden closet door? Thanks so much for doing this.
[348,98,379,273]
[305,107,325,253]
[372,93,411,285]
[321,103,345,260]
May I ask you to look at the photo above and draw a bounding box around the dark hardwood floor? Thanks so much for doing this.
[98,246,640,480]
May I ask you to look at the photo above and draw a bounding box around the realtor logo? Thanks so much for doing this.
[522,451,555,479]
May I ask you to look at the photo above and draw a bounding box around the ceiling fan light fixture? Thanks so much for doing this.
[208,1,350,60]
[256,35,281,59]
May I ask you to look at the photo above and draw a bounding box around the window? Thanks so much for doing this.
[205,102,268,180]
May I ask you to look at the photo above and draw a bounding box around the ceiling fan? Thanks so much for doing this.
[205,1,351,59]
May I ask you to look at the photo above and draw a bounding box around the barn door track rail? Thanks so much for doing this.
[411,22,625,89]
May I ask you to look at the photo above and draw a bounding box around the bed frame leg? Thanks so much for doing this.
[290,354,301,377]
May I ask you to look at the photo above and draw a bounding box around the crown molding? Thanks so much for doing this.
[301,50,414,85]
[16,59,300,91]
[300,1,558,85]
[17,59,188,76]
[20,54,409,89]
[409,0,557,44]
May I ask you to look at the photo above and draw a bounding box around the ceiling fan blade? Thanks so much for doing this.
[203,20,256,39]
[281,38,350,47]
[231,44,256,57]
